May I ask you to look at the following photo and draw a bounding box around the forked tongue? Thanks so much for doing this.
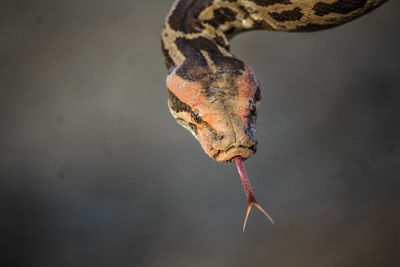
[233,156,274,231]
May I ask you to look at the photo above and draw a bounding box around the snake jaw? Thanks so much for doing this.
[214,145,256,162]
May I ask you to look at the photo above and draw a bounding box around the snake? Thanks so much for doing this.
[161,0,388,230]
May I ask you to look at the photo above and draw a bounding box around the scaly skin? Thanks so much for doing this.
[162,0,388,162]
[161,0,388,229]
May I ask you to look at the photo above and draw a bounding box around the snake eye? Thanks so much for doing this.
[191,110,203,124]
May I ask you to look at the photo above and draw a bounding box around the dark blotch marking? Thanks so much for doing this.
[249,103,257,117]
[269,7,303,22]
[188,122,198,134]
[191,110,204,124]
[204,7,237,28]
[213,36,229,50]
[254,86,261,102]
[175,37,244,82]
[249,0,291,7]
[168,0,213,33]
[313,0,367,16]
[175,37,222,59]
[168,89,208,128]
[168,90,191,113]
[224,27,238,38]
[174,37,210,81]
[168,91,221,139]
[252,19,273,30]
[213,56,244,75]
[175,57,210,82]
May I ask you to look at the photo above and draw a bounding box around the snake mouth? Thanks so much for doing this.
[213,144,257,162]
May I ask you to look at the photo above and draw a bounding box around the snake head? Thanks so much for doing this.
[167,62,260,162]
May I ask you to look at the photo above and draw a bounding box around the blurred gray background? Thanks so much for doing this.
[1,1,399,266]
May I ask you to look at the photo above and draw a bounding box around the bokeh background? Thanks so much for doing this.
[1,1,399,266]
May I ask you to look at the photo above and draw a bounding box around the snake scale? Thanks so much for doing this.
[161,0,388,230]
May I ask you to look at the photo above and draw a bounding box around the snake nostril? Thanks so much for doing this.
[249,145,257,152]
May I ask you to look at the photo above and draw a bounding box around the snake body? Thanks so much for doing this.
[162,0,387,163]
[161,0,388,228]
